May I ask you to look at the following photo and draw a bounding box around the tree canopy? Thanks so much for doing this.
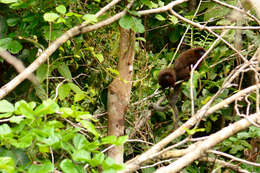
[0,0,259,173]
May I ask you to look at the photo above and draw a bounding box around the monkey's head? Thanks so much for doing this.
[158,68,176,89]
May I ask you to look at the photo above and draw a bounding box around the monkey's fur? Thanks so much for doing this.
[157,47,206,127]
[158,47,206,88]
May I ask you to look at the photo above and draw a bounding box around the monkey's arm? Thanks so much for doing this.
[152,95,171,112]
[167,84,182,128]
[152,84,182,128]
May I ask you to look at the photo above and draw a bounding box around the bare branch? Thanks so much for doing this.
[0,49,39,85]
[209,150,260,167]
[138,0,189,15]
[212,0,260,25]
[155,112,260,173]
[0,0,135,98]
[95,0,122,17]
[122,82,260,173]
[200,157,251,173]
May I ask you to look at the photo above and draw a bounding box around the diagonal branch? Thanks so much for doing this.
[155,112,260,173]
[0,0,190,99]
[0,49,39,85]
[0,0,135,98]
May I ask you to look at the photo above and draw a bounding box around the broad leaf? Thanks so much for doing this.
[0,100,14,113]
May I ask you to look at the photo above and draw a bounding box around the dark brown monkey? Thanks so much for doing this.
[158,47,206,88]
[156,47,206,127]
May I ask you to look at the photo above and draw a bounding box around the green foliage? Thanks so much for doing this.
[222,126,260,154]
[0,0,17,3]
[0,99,127,172]
[0,0,259,172]
[119,14,145,33]
[0,38,22,54]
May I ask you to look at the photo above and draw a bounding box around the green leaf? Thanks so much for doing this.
[12,133,33,148]
[57,62,72,82]
[68,83,84,94]
[28,160,54,173]
[155,14,165,21]
[57,17,66,23]
[106,68,119,76]
[115,136,128,145]
[119,15,145,33]
[66,12,82,18]
[15,100,35,119]
[60,159,80,173]
[73,134,88,150]
[34,85,48,101]
[102,157,124,170]
[58,84,71,100]
[0,112,12,119]
[7,40,22,54]
[141,0,158,8]
[80,120,99,138]
[230,145,244,154]
[56,5,66,14]
[88,153,104,167]
[74,93,85,102]
[101,136,117,145]
[249,126,260,137]
[0,38,12,50]
[6,17,19,27]
[36,64,48,82]
[141,167,156,173]
[78,113,94,121]
[9,116,24,124]
[95,53,104,63]
[43,12,59,22]
[136,37,146,42]
[0,124,11,136]
[61,142,74,154]
[40,134,60,146]
[184,127,205,135]
[34,99,59,116]
[0,0,17,3]
[237,132,250,139]
[169,15,178,24]
[0,157,15,173]
[72,149,91,162]
[82,14,97,24]
[0,100,14,113]
[59,107,74,118]
[131,16,145,33]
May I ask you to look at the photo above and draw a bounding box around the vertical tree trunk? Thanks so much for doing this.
[107,27,135,163]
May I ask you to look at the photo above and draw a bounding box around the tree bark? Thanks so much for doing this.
[107,27,135,163]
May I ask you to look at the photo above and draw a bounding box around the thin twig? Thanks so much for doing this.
[212,0,260,25]
[209,150,260,167]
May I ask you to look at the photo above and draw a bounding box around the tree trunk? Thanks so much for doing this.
[107,27,135,163]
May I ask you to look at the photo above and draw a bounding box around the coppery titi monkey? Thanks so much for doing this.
[157,47,206,125]
[158,47,206,88]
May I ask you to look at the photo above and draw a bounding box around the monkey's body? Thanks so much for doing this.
[158,47,206,88]
[156,47,206,126]
[174,47,205,81]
